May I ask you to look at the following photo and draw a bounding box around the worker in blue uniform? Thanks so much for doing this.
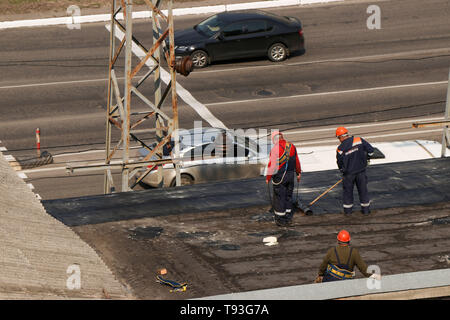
[335,127,374,215]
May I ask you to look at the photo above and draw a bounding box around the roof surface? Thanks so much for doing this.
[43,158,450,299]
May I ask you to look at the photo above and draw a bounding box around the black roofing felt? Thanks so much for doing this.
[43,157,450,227]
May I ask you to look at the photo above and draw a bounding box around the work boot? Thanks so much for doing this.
[274,216,290,227]
[361,208,371,215]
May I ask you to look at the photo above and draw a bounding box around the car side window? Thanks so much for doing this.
[222,22,246,37]
[265,21,274,32]
[246,20,267,34]
[183,143,216,160]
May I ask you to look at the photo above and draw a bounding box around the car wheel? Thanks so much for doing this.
[171,174,195,187]
[190,50,209,68]
[268,43,288,62]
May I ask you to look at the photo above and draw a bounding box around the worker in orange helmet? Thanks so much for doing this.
[266,130,301,226]
[336,127,374,215]
[315,230,375,283]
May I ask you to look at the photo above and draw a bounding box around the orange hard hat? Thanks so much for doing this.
[336,127,348,137]
[337,230,351,243]
[271,131,283,143]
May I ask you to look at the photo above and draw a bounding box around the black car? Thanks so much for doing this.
[173,10,305,68]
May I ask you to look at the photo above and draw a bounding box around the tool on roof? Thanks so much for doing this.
[156,275,187,292]
[301,179,343,215]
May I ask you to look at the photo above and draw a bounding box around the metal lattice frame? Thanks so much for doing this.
[104,0,181,193]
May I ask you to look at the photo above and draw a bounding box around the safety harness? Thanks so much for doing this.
[326,247,355,280]
[272,142,292,186]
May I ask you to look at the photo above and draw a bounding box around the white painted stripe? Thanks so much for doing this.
[294,128,444,146]
[20,160,123,174]
[4,154,16,162]
[17,172,28,179]
[0,0,341,30]
[0,77,112,90]
[195,48,450,75]
[205,81,448,107]
[52,146,141,158]
[283,117,445,135]
[107,24,228,130]
[3,48,447,90]
[20,166,67,174]
[0,147,7,151]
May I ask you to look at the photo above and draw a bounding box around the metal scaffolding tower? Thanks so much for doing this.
[103,0,192,193]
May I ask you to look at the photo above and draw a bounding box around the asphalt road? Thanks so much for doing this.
[1,0,449,199]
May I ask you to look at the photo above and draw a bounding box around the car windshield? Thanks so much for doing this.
[195,15,226,37]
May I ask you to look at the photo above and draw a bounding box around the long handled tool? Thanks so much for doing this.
[303,178,343,215]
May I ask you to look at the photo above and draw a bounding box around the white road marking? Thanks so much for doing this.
[106,24,228,130]
[2,47,449,90]
[0,146,7,151]
[283,117,446,135]
[0,77,113,90]
[0,0,341,30]
[20,159,124,174]
[20,166,67,174]
[294,128,444,146]
[4,154,16,162]
[52,146,141,158]
[20,127,444,175]
[17,172,28,179]
[205,81,448,107]
[194,48,450,75]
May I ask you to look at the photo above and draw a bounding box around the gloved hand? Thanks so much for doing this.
[314,275,323,283]
[369,273,381,281]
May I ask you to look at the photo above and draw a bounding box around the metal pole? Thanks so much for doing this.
[36,128,41,157]
[168,0,181,186]
[104,0,117,194]
[122,0,133,192]
[442,68,450,158]
[153,0,164,185]
[98,0,190,192]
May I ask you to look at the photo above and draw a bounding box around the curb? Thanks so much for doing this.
[0,0,342,30]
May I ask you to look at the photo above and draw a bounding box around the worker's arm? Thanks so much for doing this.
[353,248,372,278]
[265,146,278,183]
[318,248,333,276]
[336,148,344,173]
[362,139,375,159]
[293,146,301,180]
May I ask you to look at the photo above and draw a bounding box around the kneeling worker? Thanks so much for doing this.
[315,230,375,282]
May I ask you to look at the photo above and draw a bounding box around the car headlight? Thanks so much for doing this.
[175,45,195,52]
